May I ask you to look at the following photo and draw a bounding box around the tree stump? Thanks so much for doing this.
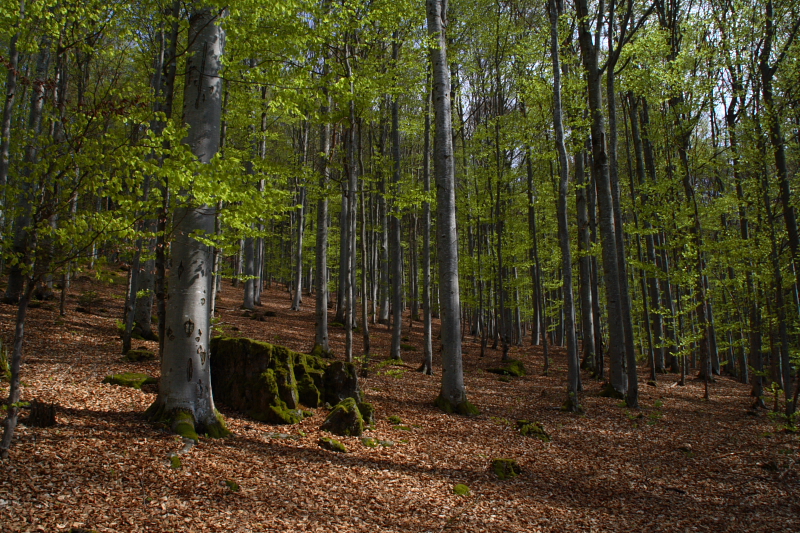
[26,399,57,427]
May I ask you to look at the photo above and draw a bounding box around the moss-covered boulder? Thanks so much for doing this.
[123,349,155,362]
[102,372,157,390]
[319,436,347,453]
[211,336,365,424]
[323,361,361,404]
[320,398,364,436]
[517,420,551,442]
[486,359,526,377]
[453,484,471,496]
[492,458,521,479]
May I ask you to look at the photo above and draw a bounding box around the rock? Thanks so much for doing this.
[323,361,361,404]
[102,372,157,390]
[387,415,403,424]
[378,439,394,447]
[486,359,526,377]
[124,349,155,362]
[357,402,375,427]
[310,344,334,359]
[492,458,521,480]
[320,398,364,437]
[210,336,362,425]
[453,484,470,496]
[517,420,550,442]
[319,436,347,453]
[361,437,379,448]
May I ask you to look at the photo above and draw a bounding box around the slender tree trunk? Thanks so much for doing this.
[314,95,331,353]
[576,149,596,373]
[390,38,403,361]
[549,0,581,410]
[428,0,474,414]
[0,0,24,232]
[420,73,433,375]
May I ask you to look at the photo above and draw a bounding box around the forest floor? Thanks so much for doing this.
[1,266,799,532]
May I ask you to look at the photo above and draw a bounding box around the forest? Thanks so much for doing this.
[0,0,799,531]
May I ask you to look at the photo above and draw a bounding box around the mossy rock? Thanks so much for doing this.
[225,479,240,492]
[361,437,379,448]
[517,420,551,442]
[379,439,395,447]
[320,397,364,437]
[102,372,157,390]
[453,484,471,496]
[169,455,182,469]
[400,343,417,351]
[486,359,526,377]
[492,458,521,480]
[435,395,480,416]
[323,361,361,404]
[357,401,375,427]
[387,415,403,424]
[319,436,347,453]
[498,375,511,383]
[124,349,155,362]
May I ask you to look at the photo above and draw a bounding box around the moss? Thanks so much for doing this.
[498,375,511,383]
[387,415,403,424]
[492,458,521,479]
[169,455,182,469]
[321,397,364,436]
[517,420,551,442]
[486,359,526,377]
[361,437,379,448]
[319,436,348,453]
[102,372,157,390]
[172,410,200,442]
[206,410,231,438]
[310,344,334,359]
[400,343,417,351]
[357,401,375,427]
[225,479,240,492]
[453,484,471,496]
[123,349,155,362]
[435,395,480,416]
[396,425,412,431]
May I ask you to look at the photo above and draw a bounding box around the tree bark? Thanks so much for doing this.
[428,0,475,414]
[146,6,229,440]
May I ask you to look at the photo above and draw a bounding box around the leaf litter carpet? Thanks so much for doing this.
[1,276,798,532]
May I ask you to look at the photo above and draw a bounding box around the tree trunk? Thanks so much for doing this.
[390,38,403,361]
[549,0,581,410]
[146,6,229,440]
[428,0,475,415]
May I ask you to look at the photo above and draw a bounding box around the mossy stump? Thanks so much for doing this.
[320,398,364,437]
[435,395,480,416]
[319,436,347,453]
[492,458,521,480]
[102,372,157,390]
[486,358,526,377]
[517,420,551,442]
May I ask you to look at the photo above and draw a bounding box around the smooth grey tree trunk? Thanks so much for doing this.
[390,40,403,361]
[549,0,580,408]
[0,0,23,232]
[146,6,228,440]
[575,150,596,373]
[428,0,475,415]
[314,98,331,353]
[420,73,433,375]
[243,236,255,309]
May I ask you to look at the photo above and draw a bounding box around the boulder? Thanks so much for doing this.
[320,398,364,437]
[102,372,157,390]
[323,361,361,404]
[486,359,526,377]
[210,337,360,424]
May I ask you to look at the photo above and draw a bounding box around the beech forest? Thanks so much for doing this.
[1,0,799,531]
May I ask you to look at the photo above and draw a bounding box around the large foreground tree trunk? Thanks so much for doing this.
[146,6,229,440]
[427,0,476,415]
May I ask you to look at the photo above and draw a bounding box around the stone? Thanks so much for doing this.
[486,359,526,377]
[320,398,364,437]
[492,458,521,480]
[517,420,551,442]
[102,372,157,390]
[323,361,361,404]
[357,401,375,427]
[124,349,155,362]
[319,436,347,453]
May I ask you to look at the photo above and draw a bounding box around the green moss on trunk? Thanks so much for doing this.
[435,395,480,416]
